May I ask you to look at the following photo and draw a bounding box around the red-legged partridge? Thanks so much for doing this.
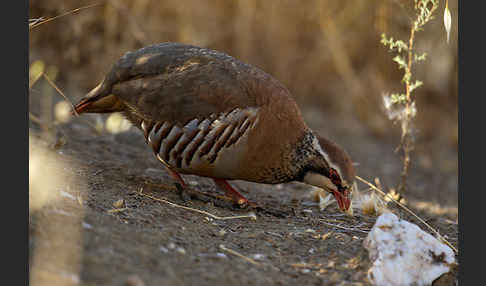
[73,43,356,213]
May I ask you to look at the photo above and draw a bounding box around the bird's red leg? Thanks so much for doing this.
[157,165,194,201]
[154,154,195,201]
[155,154,250,208]
[166,168,186,188]
[155,154,187,187]
[212,178,249,206]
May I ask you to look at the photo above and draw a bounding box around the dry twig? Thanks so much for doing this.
[107,207,128,213]
[29,72,101,134]
[319,220,370,234]
[29,2,104,30]
[43,73,78,116]
[219,244,261,266]
[136,188,257,221]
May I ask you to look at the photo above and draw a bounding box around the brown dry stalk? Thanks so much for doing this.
[319,220,370,234]
[355,175,458,254]
[29,112,46,127]
[36,72,103,134]
[219,244,261,266]
[29,2,104,30]
[397,24,416,195]
[107,207,128,213]
[396,1,439,195]
[42,73,79,116]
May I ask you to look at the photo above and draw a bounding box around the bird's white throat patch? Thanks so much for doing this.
[303,171,337,192]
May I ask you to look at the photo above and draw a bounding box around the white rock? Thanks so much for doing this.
[251,254,265,260]
[215,252,227,259]
[364,212,455,286]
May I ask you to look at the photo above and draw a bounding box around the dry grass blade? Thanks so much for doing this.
[29,112,47,127]
[30,75,101,134]
[29,2,104,30]
[219,244,261,266]
[319,220,370,234]
[107,207,128,214]
[355,175,458,254]
[136,188,257,221]
[290,262,322,269]
[29,18,45,28]
[29,112,59,134]
[43,73,78,116]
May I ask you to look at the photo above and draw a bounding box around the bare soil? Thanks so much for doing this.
[28,106,458,286]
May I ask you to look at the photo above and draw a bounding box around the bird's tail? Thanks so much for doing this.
[72,81,124,115]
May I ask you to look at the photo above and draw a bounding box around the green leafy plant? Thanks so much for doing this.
[381,0,439,195]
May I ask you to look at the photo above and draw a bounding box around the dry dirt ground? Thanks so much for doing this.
[28,105,458,286]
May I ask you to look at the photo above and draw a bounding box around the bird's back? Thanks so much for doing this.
[95,43,288,124]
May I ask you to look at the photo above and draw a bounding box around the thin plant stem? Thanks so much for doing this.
[29,3,104,30]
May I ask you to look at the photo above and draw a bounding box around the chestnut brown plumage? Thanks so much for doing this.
[73,42,355,212]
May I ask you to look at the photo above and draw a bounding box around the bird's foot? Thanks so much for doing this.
[144,179,288,217]
[174,182,192,202]
[173,182,249,209]
[212,178,252,208]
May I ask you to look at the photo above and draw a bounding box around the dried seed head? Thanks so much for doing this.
[309,188,333,211]
[356,192,388,216]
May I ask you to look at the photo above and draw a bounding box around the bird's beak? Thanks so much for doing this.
[303,172,353,215]
[331,187,351,213]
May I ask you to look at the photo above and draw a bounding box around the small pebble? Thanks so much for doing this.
[176,247,186,255]
[167,242,176,249]
[217,229,227,236]
[215,252,227,259]
[251,254,265,260]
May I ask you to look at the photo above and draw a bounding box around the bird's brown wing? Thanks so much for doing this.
[103,43,273,125]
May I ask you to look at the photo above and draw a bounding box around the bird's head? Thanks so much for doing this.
[298,133,356,214]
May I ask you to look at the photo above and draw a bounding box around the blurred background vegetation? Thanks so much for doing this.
[29,0,458,151]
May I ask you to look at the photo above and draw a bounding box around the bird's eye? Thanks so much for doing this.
[329,168,342,186]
